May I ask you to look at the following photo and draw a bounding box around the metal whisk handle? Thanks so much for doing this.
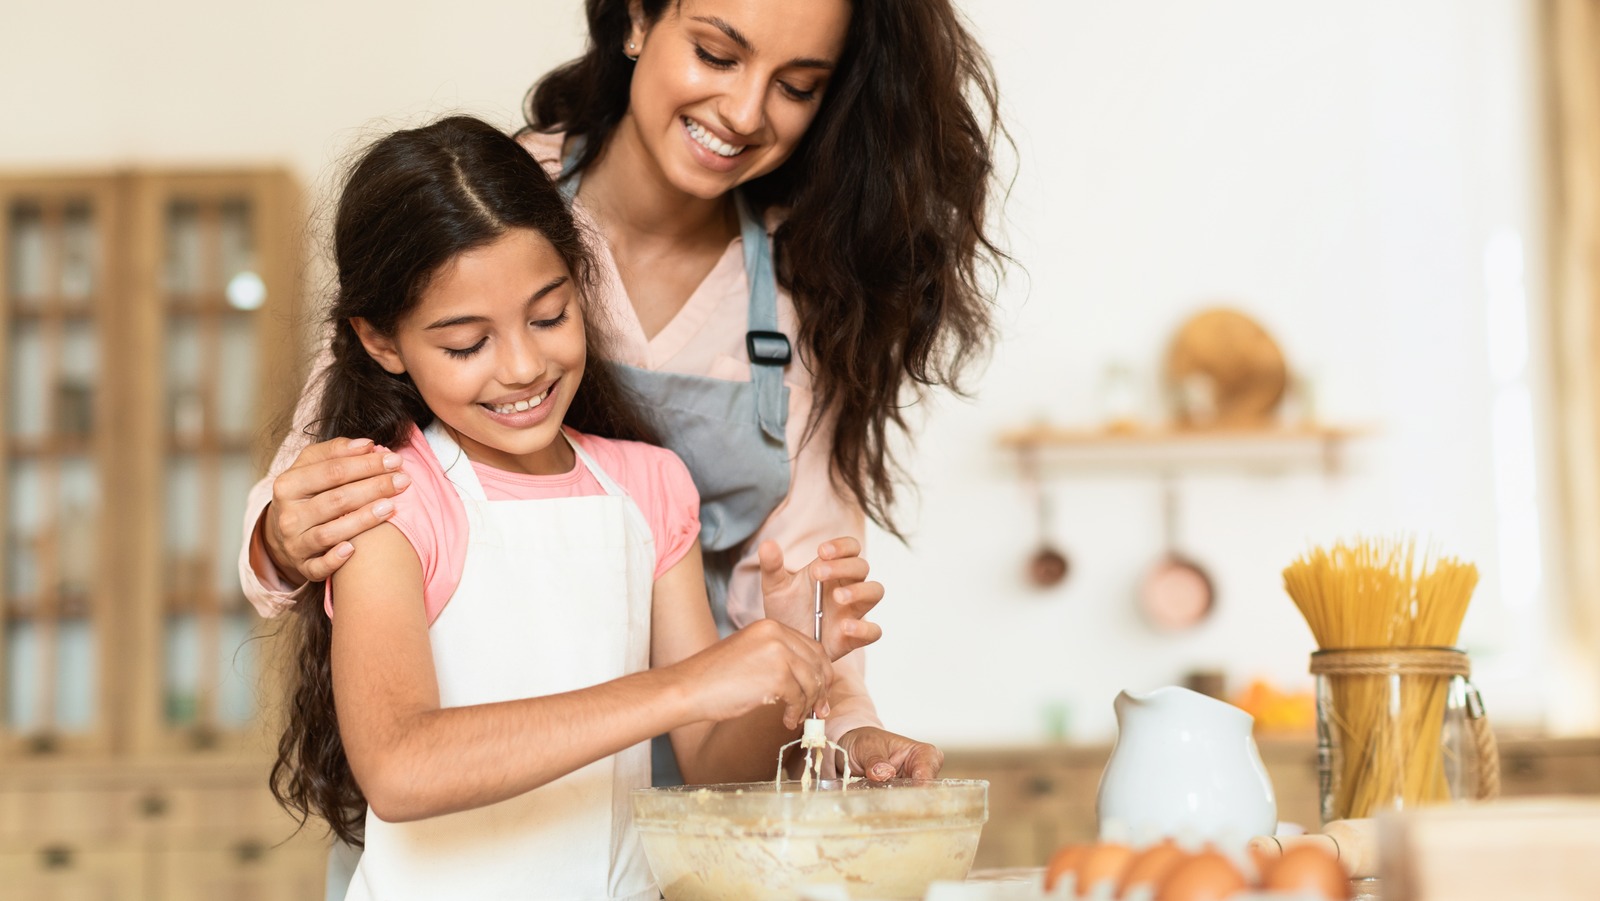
[812,579,823,643]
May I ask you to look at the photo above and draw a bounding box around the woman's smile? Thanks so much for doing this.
[682,116,748,158]
[616,0,850,199]
[680,115,751,172]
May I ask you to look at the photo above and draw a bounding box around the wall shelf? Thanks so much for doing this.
[998,423,1372,474]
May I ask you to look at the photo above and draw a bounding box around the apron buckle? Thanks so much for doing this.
[746,330,792,366]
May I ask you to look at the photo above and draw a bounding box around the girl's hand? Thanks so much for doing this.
[836,727,945,782]
[672,618,833,730]
[758,538,884,661]
[264,437,412,584]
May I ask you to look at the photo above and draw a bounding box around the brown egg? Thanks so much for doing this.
[1261,844,1351,900]
[1117,841,1188,894]
[1154,849,1248,901]
[1074,842,1136,897]
[1043,843,1090,893]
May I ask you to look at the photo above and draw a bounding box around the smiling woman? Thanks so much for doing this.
[527,0,1005,540]
[244,2,1003,896]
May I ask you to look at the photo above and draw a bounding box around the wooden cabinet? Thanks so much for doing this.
[0,761,326,900]
[0,170,321,897]
[943,735,1600,870]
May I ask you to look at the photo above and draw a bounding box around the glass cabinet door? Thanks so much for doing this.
[1,185,116,755]
[145,176,295,752]
[0,170,299,762]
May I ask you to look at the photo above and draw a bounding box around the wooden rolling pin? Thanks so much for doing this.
[1249,818,1377,878]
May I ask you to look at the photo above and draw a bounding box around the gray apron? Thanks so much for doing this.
[324,147,795,901]
[558,150,793,784]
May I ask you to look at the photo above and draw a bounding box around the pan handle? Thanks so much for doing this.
[1160,472,1180,553]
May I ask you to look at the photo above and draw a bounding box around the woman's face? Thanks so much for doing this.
[622,0,852,200]
[355,228,587,476]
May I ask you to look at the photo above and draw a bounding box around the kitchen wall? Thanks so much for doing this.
[866,0,1574,745]
[3,1,1579,745]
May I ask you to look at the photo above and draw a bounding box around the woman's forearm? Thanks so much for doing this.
[240,343,330,611]
[676,704,801,786]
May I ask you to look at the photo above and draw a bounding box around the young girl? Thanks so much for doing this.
[270,115,884,900]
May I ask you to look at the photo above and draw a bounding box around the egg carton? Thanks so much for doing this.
[933,879,1328,901]
[798,877,1332,901]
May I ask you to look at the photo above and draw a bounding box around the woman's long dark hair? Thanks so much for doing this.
[269,115,658,846]
[527,0,1006,537]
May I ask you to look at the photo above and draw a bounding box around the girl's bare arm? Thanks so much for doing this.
[330,526,828,822]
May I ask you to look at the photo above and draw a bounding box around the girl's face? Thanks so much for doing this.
[356,228,587,475]
[622,0,852,199]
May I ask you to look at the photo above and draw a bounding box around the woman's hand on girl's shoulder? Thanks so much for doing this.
[758,538,884,661]
[266,436,411,583]
[668,618,832,731]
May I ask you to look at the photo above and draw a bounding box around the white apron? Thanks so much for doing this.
[344,423,658,901]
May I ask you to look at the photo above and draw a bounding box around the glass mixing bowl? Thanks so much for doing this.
[631,779,989,901]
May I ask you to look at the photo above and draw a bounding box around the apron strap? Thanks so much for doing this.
[733,193,789,445]
[565,430,655,553]
[558,137,582,203]
[565,430,628,499]
[423,422,488,502]
[425,422,614,505]
[558,135,788,445]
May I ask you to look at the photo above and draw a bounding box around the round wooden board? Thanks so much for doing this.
[1165,307,1287,427]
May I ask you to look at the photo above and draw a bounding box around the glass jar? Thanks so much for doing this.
[1310,647,1498,823]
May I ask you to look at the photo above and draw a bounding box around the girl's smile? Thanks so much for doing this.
[355,227,587,476]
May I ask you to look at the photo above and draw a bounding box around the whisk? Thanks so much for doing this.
[775,578,853,788]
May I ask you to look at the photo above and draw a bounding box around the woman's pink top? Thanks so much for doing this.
[240,131,880,740]
[323,425,701,626]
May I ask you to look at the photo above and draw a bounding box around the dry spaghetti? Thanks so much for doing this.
[1282,538,1478,820]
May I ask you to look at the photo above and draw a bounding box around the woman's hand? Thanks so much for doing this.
[836,727,944,782]
[758,537,884,661]
[670,618,833,731]
[263,437,412,584]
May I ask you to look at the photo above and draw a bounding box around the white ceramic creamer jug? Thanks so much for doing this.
[1096,686,1277,847]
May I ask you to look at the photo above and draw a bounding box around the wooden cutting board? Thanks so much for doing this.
[1165,307,1288,428]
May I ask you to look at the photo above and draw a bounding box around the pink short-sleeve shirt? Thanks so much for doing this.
[330,424,700,625]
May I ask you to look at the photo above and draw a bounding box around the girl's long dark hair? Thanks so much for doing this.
[527,0,1006,537]
[269,115,658,846]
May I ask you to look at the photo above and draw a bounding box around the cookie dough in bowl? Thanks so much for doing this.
[631,779,989,901]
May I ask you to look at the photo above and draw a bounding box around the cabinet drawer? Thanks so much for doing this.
[955,762,1098,869]
[153,841,326,901]
[0,845,146,900]
[0,788,140,846]
[1498,749,1600,796]
[983,763,1098,821]
[125,783,308,846]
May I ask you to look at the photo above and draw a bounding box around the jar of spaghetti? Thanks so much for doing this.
[1310,647,1499,823]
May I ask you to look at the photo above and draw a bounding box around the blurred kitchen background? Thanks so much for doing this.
[4,0,1600,895]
